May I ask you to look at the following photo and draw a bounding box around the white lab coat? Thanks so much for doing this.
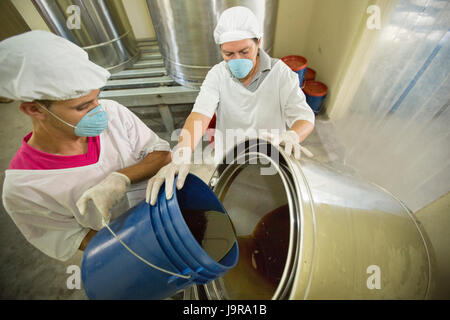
[191,59,315,158]
[2,99,170,261]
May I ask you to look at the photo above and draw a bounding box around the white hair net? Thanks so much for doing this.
[214,6,263,45]
[0,30,110,102]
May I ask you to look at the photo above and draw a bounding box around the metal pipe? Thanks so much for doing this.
[32,0,140,73]
[146,0,278,88]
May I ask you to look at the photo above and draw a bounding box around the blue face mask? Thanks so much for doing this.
[227,59,253,79]
[40,104,108,137]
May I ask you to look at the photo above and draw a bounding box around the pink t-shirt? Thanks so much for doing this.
[8,132,101,170]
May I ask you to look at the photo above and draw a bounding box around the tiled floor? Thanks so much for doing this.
[0,100,347,299]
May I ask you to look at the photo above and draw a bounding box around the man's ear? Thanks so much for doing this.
[20,102,47,120]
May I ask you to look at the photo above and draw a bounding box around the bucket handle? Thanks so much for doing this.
[101,218,192,280]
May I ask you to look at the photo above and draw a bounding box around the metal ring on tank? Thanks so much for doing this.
[194,137,431,300]
[202,141,302,300]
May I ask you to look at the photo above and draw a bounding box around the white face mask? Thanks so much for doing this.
[227,59,254,79]
[37,102,108,137]
[226,42,259,79]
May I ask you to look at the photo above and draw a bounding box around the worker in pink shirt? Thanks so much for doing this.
[0,31,171,261]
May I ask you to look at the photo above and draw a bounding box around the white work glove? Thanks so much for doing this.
[76,172,131,224]
[262,130,314,160]
[146,146,191,206]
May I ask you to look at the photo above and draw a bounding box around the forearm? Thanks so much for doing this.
[79,229,97,251]
[290,120,314,143]
[118,150,172,184]
[177,112,212,151]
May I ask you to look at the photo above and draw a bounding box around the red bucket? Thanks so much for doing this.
[281,55,308,87]
[304,68,316,81]
[303,80,328,115]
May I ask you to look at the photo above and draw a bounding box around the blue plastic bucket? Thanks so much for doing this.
[81,173,238,300]
[281,55,308,87]
[303,80,328,115]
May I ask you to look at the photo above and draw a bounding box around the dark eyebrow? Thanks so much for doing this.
[71,92,99,109]
[71,99,95,109]
[223,47,250,54]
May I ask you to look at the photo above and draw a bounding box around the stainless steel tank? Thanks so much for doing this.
[32,0,140,73]
[188,138,434,299]
[146,0,278,88]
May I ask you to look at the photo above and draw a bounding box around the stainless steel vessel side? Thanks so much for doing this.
[32,0,140,73]
[146,0,278,88]
[198,138,432,299]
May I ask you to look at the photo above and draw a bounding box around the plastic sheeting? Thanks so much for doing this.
[333,0,449,212]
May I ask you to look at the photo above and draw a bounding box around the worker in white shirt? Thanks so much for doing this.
[0,30,171,261]
[146,6,315,205]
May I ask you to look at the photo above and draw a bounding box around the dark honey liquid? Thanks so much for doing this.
[182,209,208,245]
[181,209,237,262]
[222,204,290,299]
[247,203,290,287]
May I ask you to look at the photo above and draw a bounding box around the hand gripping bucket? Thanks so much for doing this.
[281,55,308,87]
[81,173,239,300]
